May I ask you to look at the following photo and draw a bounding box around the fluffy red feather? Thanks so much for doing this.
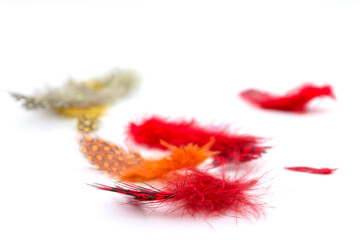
[127,116,268,165]
[240,84,335,112]
[92,168,266,219]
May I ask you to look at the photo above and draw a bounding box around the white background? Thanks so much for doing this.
[0,0,359,239]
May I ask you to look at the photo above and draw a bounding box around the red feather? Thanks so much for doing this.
[240,84,335,112]
[127,116,269,165]
[285,166,337,174]
[91,168,266,219]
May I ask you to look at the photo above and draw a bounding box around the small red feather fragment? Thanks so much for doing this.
[240,84,335,112]
[127,116,269,165]
[285,166,337,174]
[91,169,266,219]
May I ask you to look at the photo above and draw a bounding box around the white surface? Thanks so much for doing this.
[0,0,359,239]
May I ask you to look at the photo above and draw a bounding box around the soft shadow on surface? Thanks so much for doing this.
[254,105,331,115]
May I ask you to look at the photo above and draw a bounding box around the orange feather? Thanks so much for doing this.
[79,135,216,182]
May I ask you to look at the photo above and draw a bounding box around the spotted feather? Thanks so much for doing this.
[79,136,216,181]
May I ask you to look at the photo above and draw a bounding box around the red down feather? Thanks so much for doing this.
[127,116,268,165]
[92,168,266,219]
[240,84,335,112]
